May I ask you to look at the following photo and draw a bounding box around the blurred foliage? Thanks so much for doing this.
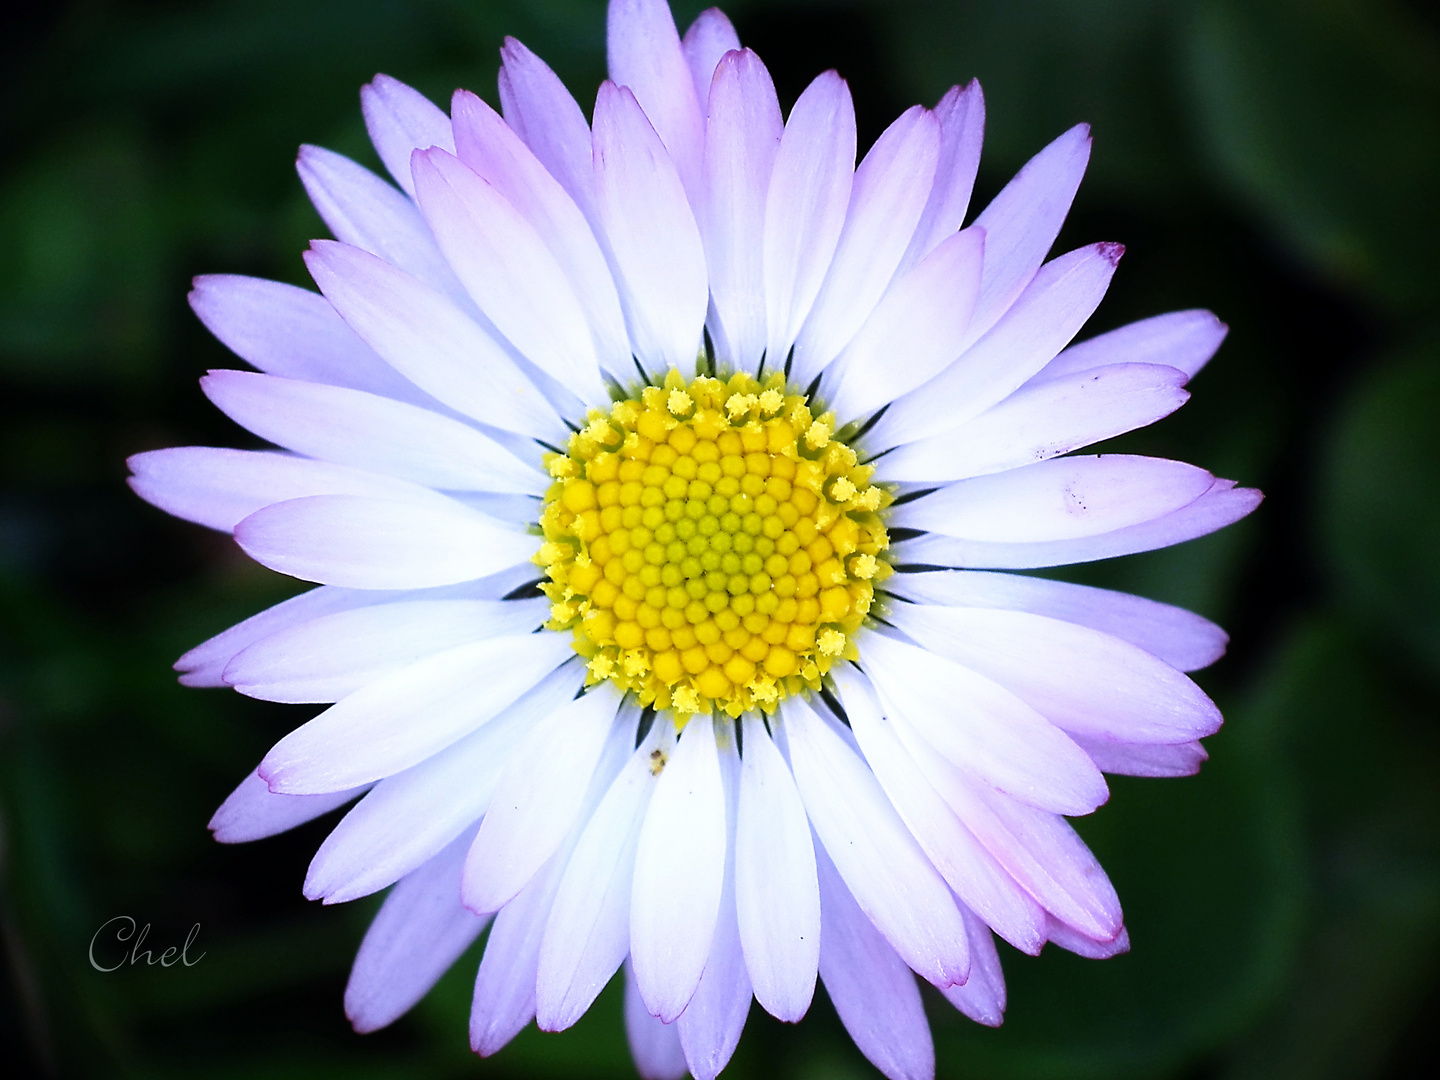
[2,0,1438,1077]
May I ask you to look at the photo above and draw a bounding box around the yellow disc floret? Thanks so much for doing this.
[536,369,892,719]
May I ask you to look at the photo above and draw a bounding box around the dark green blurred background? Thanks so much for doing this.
[2,0,1439,1077]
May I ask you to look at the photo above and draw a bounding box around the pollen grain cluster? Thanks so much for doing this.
[536,370,891,717]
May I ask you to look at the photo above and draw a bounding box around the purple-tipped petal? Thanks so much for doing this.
[1072,735,1209,778]
[682,7,741,109]
[209,768,368,844]
[899,80,985,274]
[345,826,489,1033]
[498,37,597,217]
[1042,308,1228,383]
[939,906,1007,1027]
[624,960,689,1080]
[361,73,455,198]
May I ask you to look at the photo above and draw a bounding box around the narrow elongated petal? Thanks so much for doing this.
[297,144,459,295]
[188,275,429,403]
[608,0,706,199]
[592,82,709,374]
[876,363,1189,484]
[536,720,671,1031]
[224,597,545,703]
[735,716,819,1021]
[463,686,624,913]
[412,148,608,402]
[791,107,940,385]
[702,48,783,372]
[678,736,751,1080]
[815,844,935,1080]
[631,716,727,1021]
[1046,916,1130,958]
[899,81,985,273]
[260,633,573,793]
[785,696,970,988]
[763,71,855,365]
[831,665,1047,954]
[825,226,984,419]
[128,447,437,534]
[345,827,489,1033]
[1072,735,1208,777]
[235,493,535,589]
[201,370,544,494]
[890,604,1223,743]
[174,565,538,687]
[450,90,632,378]
[209,768,367,844]
[891,479,1262,569]
[1041,308,1228,383]
[860,632,1106,815]
[939,907,1007,1027]
[968,123,1091,340]
[883,569,1228,672]
[894,742,1122,940]
[498,37,596,218]
[361,74,455,198]
[893,454,1215,543]
[682,7,741,107]
[869,241,1122,448]
[304,240,564,441]
[625,962,689,1080]
[301,675,561,903]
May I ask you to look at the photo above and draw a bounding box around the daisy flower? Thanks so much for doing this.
[128,1,1261,1077]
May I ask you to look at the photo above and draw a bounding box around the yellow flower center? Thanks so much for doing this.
[536,369,891,718]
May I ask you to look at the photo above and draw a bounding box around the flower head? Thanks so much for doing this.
[131,1,1260,1077]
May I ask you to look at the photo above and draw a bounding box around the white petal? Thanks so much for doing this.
[127,447,441,534]
[939,906,1006,1027]
[683,7,741,107]
[830,665,1047,954]
[187,275,429,403]
[814,843,935,1080]
[899,748,1122,940]
[234,492,536,589]
[825,226,985,419]
[592,82,709,374]
[678,734,752,1080]
[260,632,573,793]
[361,73,455,198]
[536,719,672,1031]
[784,695,970,988]
[607,0,706,201]
[1041,308,1228,383]
[763,71,855,366]
[297,144,459,296]
[498,37,597,219]
[891,477,1262,569]
[450,90,632,380]
[889,603,1223,744]
[734,715,819,1022]
[702,48,783,372]
[860,631,1107,815]
[624,960,689,1080]
[898,81,985,274]
[790,106,940,385]
[1072,736,1208,777]
[223,597,545,703]
[173,565,539,687]
[304,241,565,441]
[631,715,727,1022]
[875,362,1189,484]
[968,123,1091,341]
[882,569,1228,672]
[201,370,544,494]
[345,826,489,1033]
[867,241,1122,449]
[892,453,1216,543]
[209,768,367,844]
[463,686,625,913]
[299,665,581,902]
[411,148,608,403]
